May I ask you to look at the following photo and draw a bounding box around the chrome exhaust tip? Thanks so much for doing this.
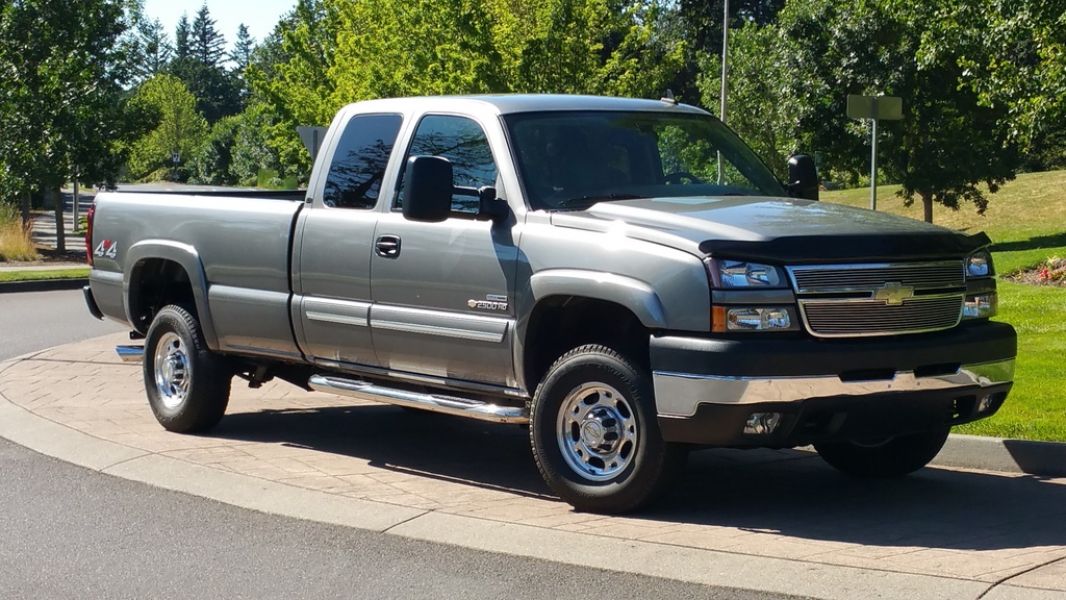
[116,345,144,363]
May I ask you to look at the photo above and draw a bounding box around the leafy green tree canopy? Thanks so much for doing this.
[127,74,208,181]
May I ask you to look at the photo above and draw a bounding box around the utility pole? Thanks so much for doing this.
[717,0,730,185]
[869,118,878,211]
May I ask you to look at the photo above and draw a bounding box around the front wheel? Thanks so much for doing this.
[143,305,232,433]
[530,345,686,513]
[814,426,951,477]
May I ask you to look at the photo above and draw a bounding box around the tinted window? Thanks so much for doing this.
[322,114,403,209]
[504,111,786,210]
[396,115,497,215]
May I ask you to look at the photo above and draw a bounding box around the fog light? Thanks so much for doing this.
[744,412,782,435]
[977,394,994,413]
[963,293,997,319]
[725,307,791,331]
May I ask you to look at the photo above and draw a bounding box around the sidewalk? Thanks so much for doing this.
[1,333,1064,600]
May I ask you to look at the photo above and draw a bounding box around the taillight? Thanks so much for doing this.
[85,203,95,266]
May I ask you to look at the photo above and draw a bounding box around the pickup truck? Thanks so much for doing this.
[84,95,1016,513]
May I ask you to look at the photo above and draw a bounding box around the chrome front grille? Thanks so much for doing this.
[787,261,966,338]
[800,296,964,336]
[790,262,965,293]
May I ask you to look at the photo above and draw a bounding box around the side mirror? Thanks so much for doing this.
[787,154,819,201]
[403,155,453,222]
[476,186,509,222]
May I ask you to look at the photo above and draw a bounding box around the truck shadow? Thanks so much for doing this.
[210,405,1066,552]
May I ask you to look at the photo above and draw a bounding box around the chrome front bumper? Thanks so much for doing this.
[653,359,1015,418]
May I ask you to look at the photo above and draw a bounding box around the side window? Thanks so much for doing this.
[322,114,403,209]
[396,115,498,215]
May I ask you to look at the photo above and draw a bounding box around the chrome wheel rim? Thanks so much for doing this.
[153,332,191,410]
[556,382,638,482]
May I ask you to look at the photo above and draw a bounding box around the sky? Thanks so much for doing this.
[142,0,296,52]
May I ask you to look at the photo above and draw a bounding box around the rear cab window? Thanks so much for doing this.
[322,113,404,209]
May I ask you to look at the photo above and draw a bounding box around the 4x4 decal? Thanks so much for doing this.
[93,240,118,260]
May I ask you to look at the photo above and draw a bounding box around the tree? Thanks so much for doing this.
[765,0,1024,222]
[0,0,133,249]
[132,18,173,82]
[190,4,226,67]
[231,23,255,73]
[920,0,1066,171]
[127,74,208,181]
[245,0,341,180]
[698,23,797,179]
[174,13,190,60]
[169,4,241,123]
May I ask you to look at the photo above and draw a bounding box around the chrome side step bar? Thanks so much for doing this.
[116,345,144,363]
[308,374,529,425]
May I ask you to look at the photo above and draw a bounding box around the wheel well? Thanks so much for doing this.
[523,296,650,392]
[128,259,196,333]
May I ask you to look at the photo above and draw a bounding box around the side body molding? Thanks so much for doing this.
[123,239,219,349]
[528,269,668,329]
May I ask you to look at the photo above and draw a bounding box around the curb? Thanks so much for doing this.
[0,278,88,294]
[935,434,1066,477]
[0,349,1064,600]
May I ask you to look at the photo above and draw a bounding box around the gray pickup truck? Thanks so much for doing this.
[84,95,1016,513]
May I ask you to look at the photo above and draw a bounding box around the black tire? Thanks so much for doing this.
[530,344,687,514]
[143,304,232,433]
[814,426,951,477]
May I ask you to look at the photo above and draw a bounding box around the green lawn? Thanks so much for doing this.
[0,268,90,283]
[823,170,1066,441]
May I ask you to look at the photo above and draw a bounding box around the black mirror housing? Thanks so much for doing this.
[787,154,819,201]
[403,156,453,222]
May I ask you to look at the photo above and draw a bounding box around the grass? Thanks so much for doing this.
[0,268,90,283]
[0,205,39,262]
[823,170,1066,441]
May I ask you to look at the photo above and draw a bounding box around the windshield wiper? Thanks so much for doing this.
[554,193,647,210]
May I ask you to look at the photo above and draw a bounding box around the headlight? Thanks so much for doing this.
[712,306,793,332]
[709,259,787,288]
[966,251,993,278]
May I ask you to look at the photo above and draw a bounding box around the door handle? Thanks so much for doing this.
[375,235,401,258]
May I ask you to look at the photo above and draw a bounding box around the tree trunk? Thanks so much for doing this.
[921,192,934,223]
[20,191,31,227]
[51,187,65,253]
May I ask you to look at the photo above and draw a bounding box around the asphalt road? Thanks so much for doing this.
[0,289,124,361]
[0,291,797,600]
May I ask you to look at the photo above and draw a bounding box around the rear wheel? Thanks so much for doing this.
[530,345,686,513]
[143,305,232,433]
[814,426,951,477]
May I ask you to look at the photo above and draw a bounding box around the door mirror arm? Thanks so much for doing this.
[476,186,509,222]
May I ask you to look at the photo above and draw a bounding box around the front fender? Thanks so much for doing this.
[123,239,219,350]
[528,269,669,329]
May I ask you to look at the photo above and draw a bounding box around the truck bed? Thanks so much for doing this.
[89,191,305,361]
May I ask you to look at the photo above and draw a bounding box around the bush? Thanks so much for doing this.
[0,204,38,262]
[1038,257,1066,284]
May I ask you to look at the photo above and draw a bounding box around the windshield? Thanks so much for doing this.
[504,111,786,210]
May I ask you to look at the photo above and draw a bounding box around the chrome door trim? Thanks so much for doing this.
[303,297,371,327]
[370,305,509,343]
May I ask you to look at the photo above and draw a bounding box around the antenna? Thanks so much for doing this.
[660,89,678,105]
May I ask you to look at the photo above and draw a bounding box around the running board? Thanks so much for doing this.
[308,374,528,425]
[116,345,144,363]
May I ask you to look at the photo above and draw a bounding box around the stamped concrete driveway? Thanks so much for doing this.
[1,332,1064,599]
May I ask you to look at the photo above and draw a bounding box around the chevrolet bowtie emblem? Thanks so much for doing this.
[873,281,914,306]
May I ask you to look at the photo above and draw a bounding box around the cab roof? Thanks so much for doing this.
[343,94,712,117]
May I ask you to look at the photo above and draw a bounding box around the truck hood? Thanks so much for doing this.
[549,196,990,262]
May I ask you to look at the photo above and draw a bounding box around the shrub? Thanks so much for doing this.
[0,204,38,262]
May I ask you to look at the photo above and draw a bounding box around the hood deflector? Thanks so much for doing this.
[699,231,992,264]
